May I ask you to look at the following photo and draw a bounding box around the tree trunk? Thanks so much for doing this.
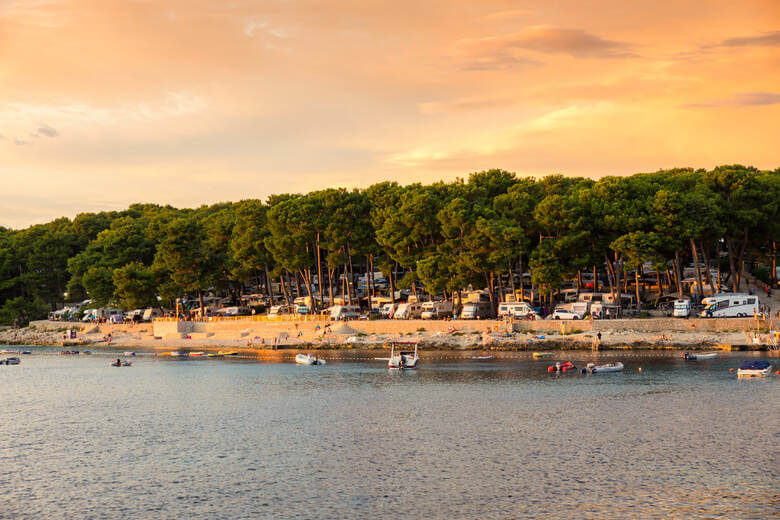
[604,254,616,305]
[593,265,598,293]
[315,237,324,312]
[346,242,356,302]
[772,240,777,286]
[264,264,274,303]
[198,290,204,319]
[690,238,704,303]
[656,271,662,296]
[294,272,301,300]
[635,270,641,307]
[615,252,623,318]
[727,239,738,292]
[389,260,396,305]
[735,228,749,292]
[327,266,334,307]
[508,259,516,297]
[519,255,525,302]
[280,273,292,307]
[365,255,372,312]
[409,267,417,299]
[673,250,682,296]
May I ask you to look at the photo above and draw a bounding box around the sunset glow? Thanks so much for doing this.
[2,0,778,227]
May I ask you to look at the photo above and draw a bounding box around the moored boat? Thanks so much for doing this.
[1,357,21,365]
[533,352,554,359]
[79,350,91,355]
[548,361,576,373]
[737,360,772,378]
[207,352,224,358]
[123,351,136,356]
[295,353,325,365]
[218,351,238,356]
[61,350,79,355]
[472,355,494,360]
[682,352,718,360]
[110,360,132,367]
[188,352,206,357]
[584,361,624,374]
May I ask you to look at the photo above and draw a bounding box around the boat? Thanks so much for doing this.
[472,355,494,360]
[295,353,326,365]
[737,360,772,378]
[207,352,224,358]
[0,350,15,354]
[533,352,554,360]
[123,351,136,356]
[548,361,576,373]
[110,361,132,367]
[1,357,20,365]
[375,342,419,370]
[218,351,238,356]
[584,361,624,374]
[188,352,206,357]
[682,352,718,360]
[79,350,91,355]
[61,350,79,355]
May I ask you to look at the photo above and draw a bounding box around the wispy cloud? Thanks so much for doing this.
[244,18,288,39]
[484,9,534,20]
[456,26,636,68]
[685,91,780,108]
[716,30,780,48]
[35,124,59,137]
[418,96,520,114]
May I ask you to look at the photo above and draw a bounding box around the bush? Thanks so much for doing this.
[752,265,772,285]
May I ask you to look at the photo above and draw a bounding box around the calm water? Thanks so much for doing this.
[1,348,777,519]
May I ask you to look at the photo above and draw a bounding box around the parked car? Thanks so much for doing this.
[550,309,583,320]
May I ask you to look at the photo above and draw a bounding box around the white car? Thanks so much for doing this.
[550,309,583,320]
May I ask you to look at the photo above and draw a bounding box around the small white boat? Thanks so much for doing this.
[682,352,718,360]
[123,351,136,356]
[585,361,624,374]
[376,343,419,370]
[295,353,326,365]
[737,360,772,378]
[472,355,494,360]
[111,361,132,367]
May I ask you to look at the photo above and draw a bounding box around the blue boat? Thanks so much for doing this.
[737,360,772,377]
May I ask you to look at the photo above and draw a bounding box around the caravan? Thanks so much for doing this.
[699,293,758,318]
[394,302,423,319]
[420,301,453,319]
[498,301,537,319]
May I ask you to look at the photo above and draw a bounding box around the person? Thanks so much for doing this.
[597,331,602,342]
[115,358,121,366]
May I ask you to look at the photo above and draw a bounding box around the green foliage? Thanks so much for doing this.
[0,296,50,326]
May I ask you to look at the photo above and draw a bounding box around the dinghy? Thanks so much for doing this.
[548,361,576,373]
[472,355,494,360]
[295,353,325,365]
[110,361,132,367]
[533,352,554,359]
[682,352,718,360]
[737,360,772,378]
[0,357,20,365]
[584,361,624,374]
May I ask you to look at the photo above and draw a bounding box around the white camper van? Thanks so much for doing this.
[673,299,692,318]
[330,305,361,320]
[394,302,423,319]
[498,301,537,319]
[420,301,453,319]
[699,293,758,318]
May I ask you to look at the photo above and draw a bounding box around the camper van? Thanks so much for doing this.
[498,301,537,319]
[673,299,692,318]
[394,302,423,319]
[329,305,361,320]
[82,308,123,322]
[380,303,398,318]
[420,301,453,319]
[268,305,293,317]
[460,301,493,319]
[699,293,758,318]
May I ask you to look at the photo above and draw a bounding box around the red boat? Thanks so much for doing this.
[548,361,577,373]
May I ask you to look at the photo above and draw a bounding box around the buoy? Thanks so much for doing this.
[638,367,642,373]
[548,366,555,373]
[776,370,779,375]
[729,368,734,372]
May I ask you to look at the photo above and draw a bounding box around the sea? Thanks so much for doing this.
[0,348,777,519]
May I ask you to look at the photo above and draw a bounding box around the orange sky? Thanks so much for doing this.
[1,0,778,228]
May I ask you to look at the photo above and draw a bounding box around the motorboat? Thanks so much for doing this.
[295,353,326,365]
[79,350,91,355]
[218,351,238,356]
[533,352,554,360]
[548,361,576,373]
[375,342,419,370]
[682,352,718,360]
[123,352,136,356]
[188,352,206,357]
[584,361,624,374]
[61,350,79,355]
[737,360,772,378]
[1,349,29,355]
[110,360,132,367]
[472,355,494,360]
[207,352,224,358]
[1,357,20,365]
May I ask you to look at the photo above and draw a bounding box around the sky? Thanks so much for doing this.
[1,0,779,229]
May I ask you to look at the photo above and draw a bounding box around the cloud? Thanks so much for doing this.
[418,96,520,114]
[36,124,59,137]
[717,30,780,48]
[455,26,636,69]
[483,9,534,20]
[244,19,288,39]
[685,91,780,108]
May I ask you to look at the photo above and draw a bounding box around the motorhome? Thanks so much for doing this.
[460,301,493,319]
[82,308,123,322]
[420,301,453,319]
[394,302,423,319]
[699,293,758,318]
[673,299,692,318]
[380,302,398,318]
[498,301,537,319]
[330,305,361,320]
[268,305,293,317]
